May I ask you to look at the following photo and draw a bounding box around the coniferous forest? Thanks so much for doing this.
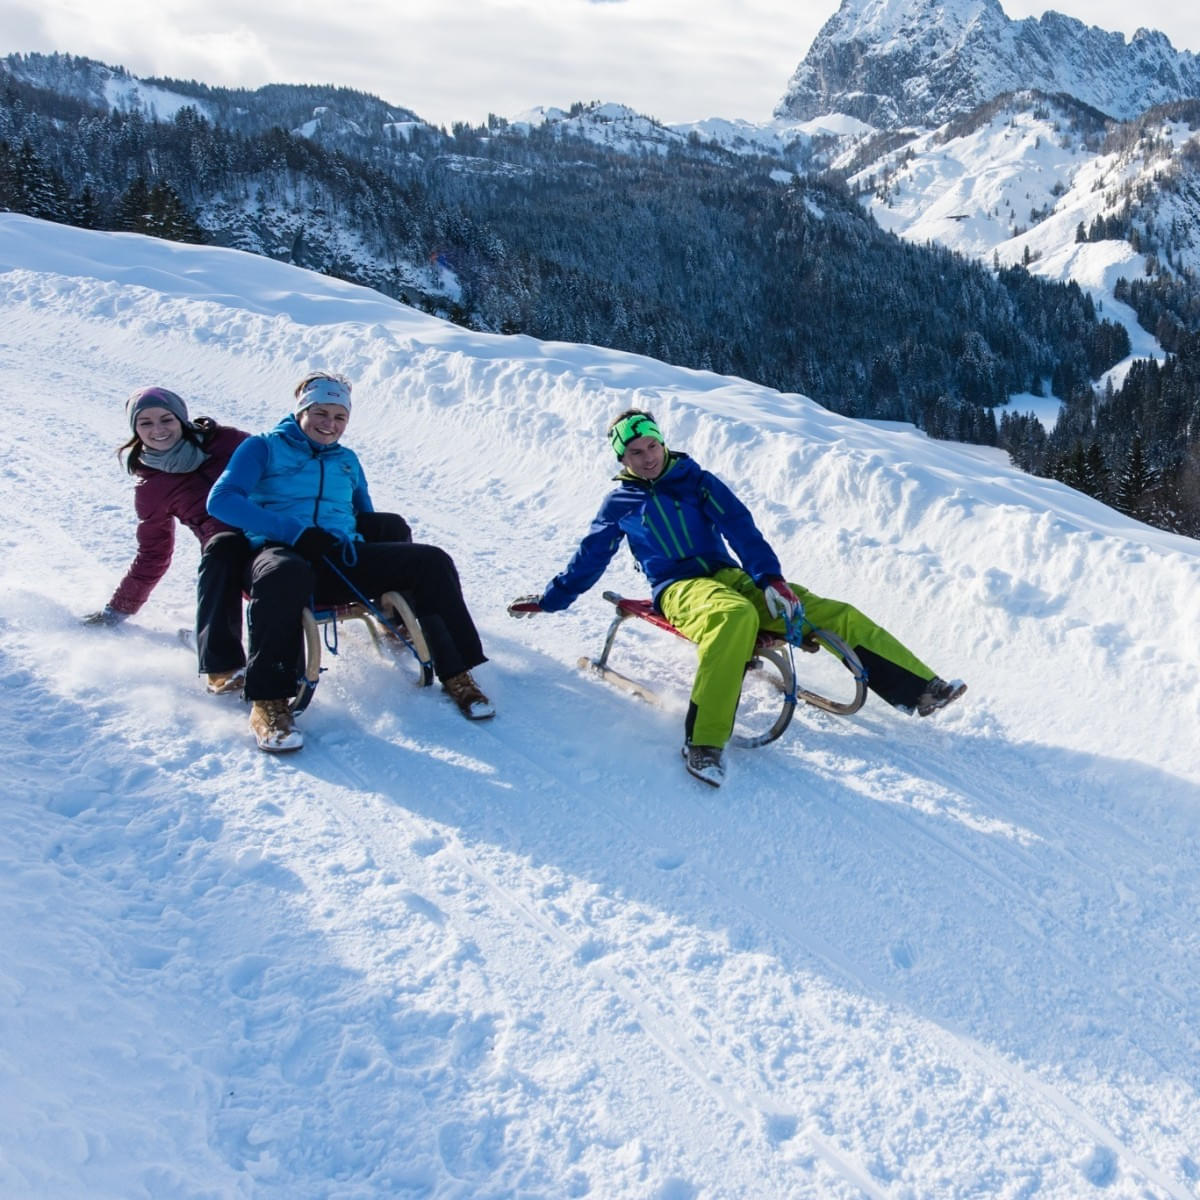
[3,53,1197,536]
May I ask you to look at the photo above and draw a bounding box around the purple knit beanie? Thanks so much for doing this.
[126,386,189,434]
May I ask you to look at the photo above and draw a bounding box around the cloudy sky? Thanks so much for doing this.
[4,0,1200,128]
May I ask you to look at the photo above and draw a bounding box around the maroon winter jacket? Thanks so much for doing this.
[109,422,250,614]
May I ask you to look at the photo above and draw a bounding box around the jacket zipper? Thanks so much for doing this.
[312,452,326,526]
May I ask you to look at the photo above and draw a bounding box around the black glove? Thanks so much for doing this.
[294,527,341,563]
[356,511,411,544]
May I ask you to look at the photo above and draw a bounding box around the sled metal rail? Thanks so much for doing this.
[579,589,867,747]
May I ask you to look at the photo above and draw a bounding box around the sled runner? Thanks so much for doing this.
[579,590,868,747]
[293,590,433,714]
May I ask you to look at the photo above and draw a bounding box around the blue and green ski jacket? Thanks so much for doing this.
[540,452,782,611]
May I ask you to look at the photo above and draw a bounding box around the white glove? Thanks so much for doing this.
[507,594,544,618]
[763,580,802,622]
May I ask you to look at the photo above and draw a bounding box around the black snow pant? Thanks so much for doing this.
[195,530,250,675]
[242,539,486,702]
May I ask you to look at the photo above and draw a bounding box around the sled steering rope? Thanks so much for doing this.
[579,590,868,747]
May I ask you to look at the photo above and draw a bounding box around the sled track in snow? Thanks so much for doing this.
[280,690,891,1197]
[275,675,1198,1199]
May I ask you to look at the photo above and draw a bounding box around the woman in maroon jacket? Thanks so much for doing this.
[83,387,252,694]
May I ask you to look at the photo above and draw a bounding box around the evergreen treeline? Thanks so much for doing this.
[999,338,1200,536]
[7,52,1197,536]
[1113,270,1200,355]
[0,59,1130,424]
[1002,240,1200,535]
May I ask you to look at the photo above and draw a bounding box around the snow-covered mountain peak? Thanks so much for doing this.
[830,0,1001,45]
[779,0,1200,129]
[503,100,688,154]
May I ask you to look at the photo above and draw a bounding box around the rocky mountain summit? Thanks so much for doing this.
[777,0,1200,129]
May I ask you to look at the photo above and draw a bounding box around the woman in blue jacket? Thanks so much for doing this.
[509,409,964,786]
[208,371,492,752]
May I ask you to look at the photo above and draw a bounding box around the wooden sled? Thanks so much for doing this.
[293,590,433,714]
[578,590,868,748]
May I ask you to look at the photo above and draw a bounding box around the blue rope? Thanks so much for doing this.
[780,608,808,704]
[318,554,431,673]
[321,605,341,655]
[784,608,869,686]
[782,606,809,648]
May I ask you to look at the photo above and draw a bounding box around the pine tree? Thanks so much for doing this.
[145,180,205,242]
[0,140,16,210]
[113,175,151,231]
[73,184,102,229]
[1059,443,1088,491]
[1,139,70,221]
[1083,439,1109,501]
[1113,435,1156,518]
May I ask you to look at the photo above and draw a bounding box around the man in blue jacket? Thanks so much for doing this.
[509,409,965,786]
[209,372,492,751]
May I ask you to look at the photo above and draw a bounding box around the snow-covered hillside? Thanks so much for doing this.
[840,94,1200,406]
[852,98,1200,276]
[1,213,1198,1199]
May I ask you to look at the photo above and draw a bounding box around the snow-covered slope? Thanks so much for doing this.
[1,52,215,122]
[853,100,1196,268]
[842,93,1200,397]
[1,214,1198,1199]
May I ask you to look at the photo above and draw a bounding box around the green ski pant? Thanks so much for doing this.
[658,567,935,748]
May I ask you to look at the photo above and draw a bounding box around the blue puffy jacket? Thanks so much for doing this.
[207,415,373,550]
[540,452,782,611]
